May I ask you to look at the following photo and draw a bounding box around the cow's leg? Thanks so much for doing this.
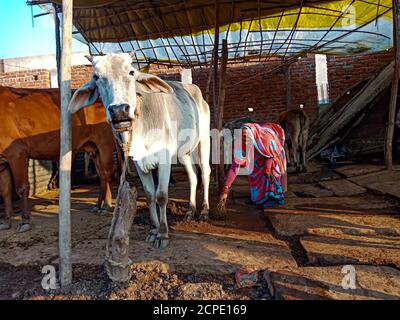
[291,126,301,173]
[154,162,171,249]
[293,143,300,173]
[179,154,198,221]
[6,151,31,232]
[0,166,13,230]
[90,152,105,213]
[300,128,309,173]
[198,138,211,221]
[96,146,115,214]
[134,162,159,243]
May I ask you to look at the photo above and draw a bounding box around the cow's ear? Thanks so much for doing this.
[68,77,99,113]
[135,72,173,94]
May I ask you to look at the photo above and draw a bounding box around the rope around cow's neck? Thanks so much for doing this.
[112,126,132,184]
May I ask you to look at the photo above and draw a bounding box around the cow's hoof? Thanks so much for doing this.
[153,236,169,249]
[146,230,158,243]
[16,222,31,233]
[99,206,114,216]
[102,204,114,212]
[90,206,100,213]
[184,211,195,222]
[198,209,209,222]
[0,222,11,231]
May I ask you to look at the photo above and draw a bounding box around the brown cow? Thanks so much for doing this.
[279,109,310,173]
[0,86,116,232]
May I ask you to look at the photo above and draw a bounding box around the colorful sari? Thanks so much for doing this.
[226,122,287,206]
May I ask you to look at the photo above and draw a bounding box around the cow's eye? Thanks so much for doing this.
[93,74,99,81]
[129,70,135,76]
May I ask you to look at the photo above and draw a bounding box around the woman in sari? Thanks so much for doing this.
[218,122,287,210]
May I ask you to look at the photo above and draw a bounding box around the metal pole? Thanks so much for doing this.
[59,0,73,286]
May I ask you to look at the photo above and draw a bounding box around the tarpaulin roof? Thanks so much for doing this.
[30,0,394,67]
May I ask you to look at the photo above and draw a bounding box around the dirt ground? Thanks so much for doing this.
[0,161,399,300]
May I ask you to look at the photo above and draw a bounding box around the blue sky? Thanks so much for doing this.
[0,0,87,59]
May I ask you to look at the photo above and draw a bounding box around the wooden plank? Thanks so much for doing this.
[59,0,73,287]
[307,61,394,160]
[385,0,400,169]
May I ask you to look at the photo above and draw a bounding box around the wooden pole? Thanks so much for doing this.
[217,39,228,190]
[213,0,221,186]
[105,161,137,283]
[53,4,61,89]
[385,0,400,169]
[217,40,228,130]
[59,0,73,286]
[212,0,220,126]
[205,55,213,103]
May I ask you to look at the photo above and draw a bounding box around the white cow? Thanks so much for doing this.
[69,53,211,248]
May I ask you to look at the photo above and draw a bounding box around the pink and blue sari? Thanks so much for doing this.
[228,123,287,206]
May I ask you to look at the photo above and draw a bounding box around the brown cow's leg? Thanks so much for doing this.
[90,152,105,213]
[91,145,115,215]
[6,151,31,232]
[0,166,13,230]
[291,125,301,173]
[98,147,115,214]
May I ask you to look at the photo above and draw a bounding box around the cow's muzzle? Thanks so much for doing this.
[108,104,132,132]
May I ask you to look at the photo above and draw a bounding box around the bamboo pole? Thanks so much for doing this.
[385,0,400,169]
[59,0,73,287]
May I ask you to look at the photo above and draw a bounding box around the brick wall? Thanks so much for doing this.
[0,51,394,126]
[0,65,94,90]
[147,51,394,124]
[148,58,319,124]
[327,50,394,103]
[0,69,51,88]
[71,65,92,89]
